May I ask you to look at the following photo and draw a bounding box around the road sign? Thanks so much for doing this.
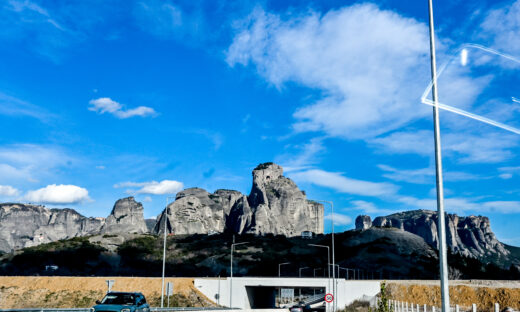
[106,280,115,293]
[325,293,334,303]
[281,288,294,298]
[166,282,174,296]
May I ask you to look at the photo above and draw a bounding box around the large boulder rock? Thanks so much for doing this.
[154,188,230,235]
[0,203,104,253]
[355,215,372,230]
[154,162,324,237]
[243,163,324,236]
[101,197,148,234]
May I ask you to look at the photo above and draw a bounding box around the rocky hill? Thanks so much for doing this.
[154,162,324,237]
[0,196,146,253]
[0,162,324,252]
[1,228,519,280]
[355,210,518,267]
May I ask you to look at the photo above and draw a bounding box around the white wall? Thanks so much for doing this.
[194,278,380,310]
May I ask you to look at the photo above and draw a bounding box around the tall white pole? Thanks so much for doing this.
[160,197,169,308]
[317,200,335,312]
[427,1,450,312]
[230,235,234,308]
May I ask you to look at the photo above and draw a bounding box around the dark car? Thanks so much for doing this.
[92,292,150,312]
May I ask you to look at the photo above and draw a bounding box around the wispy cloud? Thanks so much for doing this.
[289,169,399,197]
[378,164,482,184]
[114,179,184,195]
[0,144,74,183]
[479,0,520,55]
[88,97,157,119]
[324,213,352,226]
[24,184,90,204]
[371,130,519,164]
[0,92,55,122]
[227,4,431,140]
[276,137,326,172]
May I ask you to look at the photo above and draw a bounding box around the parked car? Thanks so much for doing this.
[91,292,150,312]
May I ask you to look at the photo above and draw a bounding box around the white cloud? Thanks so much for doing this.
[396,195,520,214]
[498,166,520,179]
[289,169,399,197]
[371,130,519,164]
[142,196,153,202]
[378,164,482,184]
[0,92,55,122]
[499,173,513,180]
[115,180,184,195]
[277,138,325,172]
[95,165,105,170]
[0,144,74,183]
[88,97,157,119]
[0,185,20,197]
[324,213,352,226]
[480,0,520,55]
[227,4,431,140]
[24,184,90,204]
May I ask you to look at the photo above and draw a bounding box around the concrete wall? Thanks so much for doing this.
[194,277,380,310]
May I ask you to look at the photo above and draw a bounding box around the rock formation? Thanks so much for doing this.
[154,162,324,236]
[101,197,148,234]
[356,210,510,261]
[355,215,372,231]
[0,203,104,253]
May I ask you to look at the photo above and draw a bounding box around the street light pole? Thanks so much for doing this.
[316,200,335,312]
[279,262,290,303]
[299,267,309,298]
[161,196,175,308]
[427,1,450,312]
[309,244,330,311]
[230,240,248,308]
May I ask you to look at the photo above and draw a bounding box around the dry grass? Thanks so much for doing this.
[0,276,216,309]
[386,282,520,311]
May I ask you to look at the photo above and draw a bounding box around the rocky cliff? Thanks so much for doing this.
[355,210,511,263]
[154,162,324,236]
[101,197,148,234]
[0,203,105,253]
[0,196,149,253]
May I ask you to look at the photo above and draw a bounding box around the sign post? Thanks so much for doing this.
[325,293,334,311]
[106,280,115,293]
[166,282,174,307]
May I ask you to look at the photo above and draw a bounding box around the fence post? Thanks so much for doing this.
[433,306,436,312]
[456,305,459,312]
[494,303,499,312]
[412,302,414,312]
[406,302,409,312]
[424,304,427,312]
[472,304,477,312]
[417,304,419,312]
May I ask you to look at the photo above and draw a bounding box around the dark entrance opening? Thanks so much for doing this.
[245,286,276,308]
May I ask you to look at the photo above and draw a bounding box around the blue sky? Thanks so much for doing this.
[1,0,520,245]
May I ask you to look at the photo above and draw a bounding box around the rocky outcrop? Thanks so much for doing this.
[358,210,510,261]
[355,215,372,231]
[0,203,105,253]
[101,197,148,234]
[155,162,324,236]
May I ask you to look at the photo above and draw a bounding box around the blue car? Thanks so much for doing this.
[92,292,150,312]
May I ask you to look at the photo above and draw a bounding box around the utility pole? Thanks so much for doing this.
[427,1,450,312]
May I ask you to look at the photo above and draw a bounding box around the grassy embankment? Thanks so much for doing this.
[386,281,520,311]
[0,276,216,309]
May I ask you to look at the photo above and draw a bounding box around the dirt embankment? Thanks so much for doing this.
[0,276,216,309]
[386,281,520,311]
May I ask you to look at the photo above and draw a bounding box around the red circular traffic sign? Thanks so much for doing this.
[325,293,334,303]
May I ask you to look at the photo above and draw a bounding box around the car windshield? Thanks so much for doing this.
[101,294,135,305]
